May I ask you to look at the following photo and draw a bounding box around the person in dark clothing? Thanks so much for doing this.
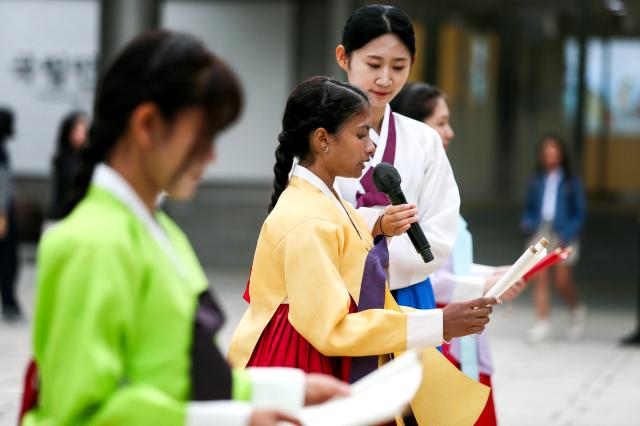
[0,107,21,320]
[47,111,88,221]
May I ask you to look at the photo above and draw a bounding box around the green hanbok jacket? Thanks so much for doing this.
[23,164,304,426]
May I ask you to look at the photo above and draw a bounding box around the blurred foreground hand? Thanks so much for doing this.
[250,373,350,425]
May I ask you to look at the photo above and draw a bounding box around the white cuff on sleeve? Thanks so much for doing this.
[406,308,443,349]
[186,401,252,426]
[246,367,305,416]
[451,276,486,301]
[362,207,384,231]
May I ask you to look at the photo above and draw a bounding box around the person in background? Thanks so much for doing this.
[0,107,21,321]
[47,111,89,221]
[21,31,348,426]
[521,134,587,343]
[392,82,526,425]
[333,3,460,344]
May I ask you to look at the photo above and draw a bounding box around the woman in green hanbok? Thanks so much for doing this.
[21,30,347,426]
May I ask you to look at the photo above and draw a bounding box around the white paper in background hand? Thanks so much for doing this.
[278,351,423,426]
[485,243,547,299]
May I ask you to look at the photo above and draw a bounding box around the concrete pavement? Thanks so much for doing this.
[2,259,639,425]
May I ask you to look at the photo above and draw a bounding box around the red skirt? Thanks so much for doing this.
[247,304,352,383]
[441,341,497,426]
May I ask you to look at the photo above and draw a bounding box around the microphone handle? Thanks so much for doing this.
[408,223,434,263]
[387,190,434,263]
[386,190,409,205]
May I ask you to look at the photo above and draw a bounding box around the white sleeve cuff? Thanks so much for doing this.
[356,206,384,231]
[406,308,443,349]
[186,401,252,426]
[451,276,486,302]
[470,263,497,277]
[246,367,305,416]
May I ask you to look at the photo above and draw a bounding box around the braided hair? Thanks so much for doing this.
[268,76,368,212]
[62,30,242,216]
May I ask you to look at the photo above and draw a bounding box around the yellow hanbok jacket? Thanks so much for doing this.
[229,175,488,425]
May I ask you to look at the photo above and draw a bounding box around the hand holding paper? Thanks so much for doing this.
[303,374,351,406]
[499,278,527,302]
[253,410,302,426]
[484,238,549,299]
[443,297,500,340]
[282,351,423,426]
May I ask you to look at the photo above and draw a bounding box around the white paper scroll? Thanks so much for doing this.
[280,351,423,426]
[484,238,549,299]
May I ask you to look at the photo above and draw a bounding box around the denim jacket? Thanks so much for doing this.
[521,172,586,244]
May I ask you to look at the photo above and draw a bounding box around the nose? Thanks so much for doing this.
[446,125,455,141]
[376,67,392,88]
[365,137,376,157]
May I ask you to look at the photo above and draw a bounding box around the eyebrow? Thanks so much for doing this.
[358,123,373,131]
[365,55,410,62]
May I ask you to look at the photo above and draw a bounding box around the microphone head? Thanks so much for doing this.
[372,162,402,193]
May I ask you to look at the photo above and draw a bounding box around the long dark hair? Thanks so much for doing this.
[268,76,369,212]
[63,30,242,216]
[535,133,573,178]
[0,108,14,142]
[390,82,443,122]
[52,111,87,171]
[342,4,416,58]
[0,108,14,166]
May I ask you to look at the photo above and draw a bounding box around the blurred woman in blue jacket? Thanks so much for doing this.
[521,134,586,343]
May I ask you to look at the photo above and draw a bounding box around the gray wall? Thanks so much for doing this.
[0,0,98,174]
[162,0,295,183]
[2,0,296,184]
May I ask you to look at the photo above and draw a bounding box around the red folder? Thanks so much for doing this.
[522,247,572,282]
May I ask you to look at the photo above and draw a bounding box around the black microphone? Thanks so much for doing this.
[372,162,434,263]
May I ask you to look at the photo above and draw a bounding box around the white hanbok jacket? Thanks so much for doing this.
[336,105,460,291]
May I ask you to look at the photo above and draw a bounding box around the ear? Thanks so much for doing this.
[311,127,330,153]
[129,102,165,151]
[335,45,349,72]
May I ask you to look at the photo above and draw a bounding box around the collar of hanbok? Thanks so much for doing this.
[291,164,347,217]
[369,103,391,150]
[92,163,187,278]
[343,104,393,201]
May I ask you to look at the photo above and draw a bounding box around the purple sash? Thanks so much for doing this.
[355,112,397,208]
[191,291,232,400]
[348,236,389,383]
